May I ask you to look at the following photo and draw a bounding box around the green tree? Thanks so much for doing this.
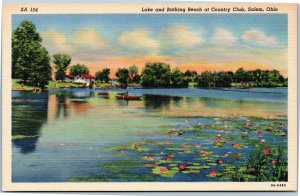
[170,69,189,88]
[53,53,71,81]
[196,71,216,88]
[141,62,171,88]
[215,71,233,87]
[95,68,110,83]
[184,70,198,82]
[128,65,139,83]
[115,68,129,88]
[234,67,251,83]
[69,64,90,76]
[12,20,51,88]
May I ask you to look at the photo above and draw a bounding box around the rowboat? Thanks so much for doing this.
[97,92,109,95]
[115,95,142,100]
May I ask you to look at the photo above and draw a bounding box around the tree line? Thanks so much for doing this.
[12,20,287,89]
[95,63,287,88]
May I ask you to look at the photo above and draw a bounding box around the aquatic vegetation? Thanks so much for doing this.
[73,116,287,182]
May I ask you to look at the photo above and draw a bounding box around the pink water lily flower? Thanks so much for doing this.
[178,164,186,170]
[165,141,170,145]
[271,159,278,165]
[201,151,208,156]
[263,149,271,155]
[257,130,263,137]
[166,156,172,161]
[209,170,217,177]
[145,155,154,160]
[160,167,168,173]
[217,160,224,164]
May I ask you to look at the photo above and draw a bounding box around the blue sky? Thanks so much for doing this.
[12,14,288,75]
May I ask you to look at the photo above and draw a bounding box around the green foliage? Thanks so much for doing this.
[141,62,172,88]
[128,65,140,83]
[95,68,110,83]
[195,71,216,88]
[12,20,51,88]
[115,68,130,88]
[234,68,287,87]
[170,68,189,88]
[184,70,198,82]
[221,145,288,182]
[196,68,287,88]
[69,64,90,76]
[53,53,72,81]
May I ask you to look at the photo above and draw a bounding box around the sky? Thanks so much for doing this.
[12,14,288,76]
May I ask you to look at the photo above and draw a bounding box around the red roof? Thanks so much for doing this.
[80,74,96,79]
[65,74,75,79]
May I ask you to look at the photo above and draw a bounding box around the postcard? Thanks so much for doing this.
[1,2,297,191]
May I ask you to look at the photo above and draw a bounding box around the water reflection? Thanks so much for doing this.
[143,95,171,112]
[12,89,287,154]
[12,92,48,154]
[70,90,93,99]
[12,89,99,154]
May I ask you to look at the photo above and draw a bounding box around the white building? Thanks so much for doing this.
[74,74,96,86]
[64,75,75,82]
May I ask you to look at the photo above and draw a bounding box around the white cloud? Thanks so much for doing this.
[160,23,203,48]
[211,28,237,46]
[242,29,277,47]
[73,28,108,49]
[118,28,160,51]
[41,28,108,54]
[41,29,73,53]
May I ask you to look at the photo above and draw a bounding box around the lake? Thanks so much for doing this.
[12,87,288,182]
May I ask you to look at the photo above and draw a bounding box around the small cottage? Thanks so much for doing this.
[64,75,75,82]
[74,74,96,86]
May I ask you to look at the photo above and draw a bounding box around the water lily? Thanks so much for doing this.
[257,130,263,137]
[183,144,190,148]
[217,160,224,164]
[165,141,170,145]
[134,143,142,149]
[260,139,266,144]
[195,144,201,148]
[178,164,186,170]
[160,167,168,173]
[271,159,278,165]
[212,141,219,146]
[224,153,229,157]
[263,149,271,155]
[216,134,223,140]
[166,156,172,161]
[209,170,217,177]
[232,143,241,149]
[144,155,154,160]
[201,151,208,156]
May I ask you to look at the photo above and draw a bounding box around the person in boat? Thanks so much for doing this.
[125,91,129,96]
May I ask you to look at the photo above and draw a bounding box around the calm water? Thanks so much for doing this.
[12,87,287,182]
